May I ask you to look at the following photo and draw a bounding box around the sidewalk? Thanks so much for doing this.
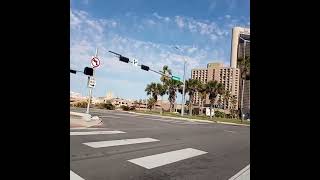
[129,111,250,127]
[70,112,103,128]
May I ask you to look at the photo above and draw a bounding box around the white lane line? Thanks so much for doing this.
[99,115,121,118]
[83,138,159,148]
[228,164,250,180]
[112,114,140,117]
[70,131,125,136]
[224,130,237,133]
[70,170,85,180]
[70,128,108,130]
[128,148,208,169]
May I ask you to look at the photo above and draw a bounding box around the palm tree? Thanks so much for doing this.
[160,65,172,84]
[223,90,231,117]
[185,79,201,116]
[145,82,162,110]
[137,99,142,110]
[230,95,238,119]
[197,83,207,115]
[238,56,250,118]
[147,97,156,111]
[205,80,224,119]
[167,79,183,112]
[158,84,167,115]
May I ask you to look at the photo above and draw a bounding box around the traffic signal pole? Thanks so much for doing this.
[108,51,176,80]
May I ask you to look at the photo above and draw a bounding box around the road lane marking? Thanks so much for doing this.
[83,138,159,148]
[128,148,208,169]
[99,115,121,118]
[70,128,108,130]
[224,130,237,133]
[228,164,250,180]
[70,131,125,136]
[70,170,85,180]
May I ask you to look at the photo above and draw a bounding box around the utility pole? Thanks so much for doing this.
[173,46,187,116]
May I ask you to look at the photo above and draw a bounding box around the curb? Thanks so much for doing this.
[129,112,250,127]
[70,111,103,127]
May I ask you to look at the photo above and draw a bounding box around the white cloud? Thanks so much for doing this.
[175,16,185,28]
[153,12,171,22]
[146,19,156,25]
[188,47,197,53]
[188,22,197,33]
[225,14,231,19]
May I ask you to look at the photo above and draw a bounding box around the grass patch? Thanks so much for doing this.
[133,110,250,125]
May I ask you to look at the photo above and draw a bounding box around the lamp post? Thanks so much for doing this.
[174,46,187,116]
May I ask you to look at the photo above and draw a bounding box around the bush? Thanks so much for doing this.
[121,105,130,111]
[214,110,226,118]
[96,102,115,110]
[73,101,88,108]
[129,106,136,111]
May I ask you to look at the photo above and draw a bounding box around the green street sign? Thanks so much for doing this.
[171,76,181,81]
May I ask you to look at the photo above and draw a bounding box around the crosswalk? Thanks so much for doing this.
[91,112,209,125]
[70,127,208,180]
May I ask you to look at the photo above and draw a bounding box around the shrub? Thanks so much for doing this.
[129,106,136,111]
[96,102,115,110]
[121,105,130,111]
[73,101,88,108]
[214,110,226,118]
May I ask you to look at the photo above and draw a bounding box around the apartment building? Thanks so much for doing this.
[191,63,240,110]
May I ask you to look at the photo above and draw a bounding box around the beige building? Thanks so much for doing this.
[191,63,240,110]
[230,26,250,117]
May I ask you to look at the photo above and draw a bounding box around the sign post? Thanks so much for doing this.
[86,48,99,114]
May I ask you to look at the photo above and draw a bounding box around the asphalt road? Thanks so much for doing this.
[70,108,250,180]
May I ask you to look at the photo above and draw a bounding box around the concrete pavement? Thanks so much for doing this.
[70,111,103,128]
[70,107,250,180]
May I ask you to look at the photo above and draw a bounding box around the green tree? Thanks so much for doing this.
[160,65,172,84]
[138,99,142,110]
[185,79,201,116]
[223,90,231,118]
[145,82,162,110]
[197,82,207,115]
[147,97,157,111]
[205,80,224,119]
[230,95,238,119]
[158,83,167,115]
[166,79,183,112]
[238,56,250,118]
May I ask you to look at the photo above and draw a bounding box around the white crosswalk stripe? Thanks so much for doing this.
[70,128,109,130]
[83,138,159,148]
[70,130,125,136]
[70,170,85,180]
[128,148,208,169]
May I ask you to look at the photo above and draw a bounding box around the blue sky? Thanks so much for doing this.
[70,0,250,101]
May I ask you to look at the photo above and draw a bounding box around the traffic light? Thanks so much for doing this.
[70,69,77,74]
[119,56,129,63]
[84,67,93,76]
[141,65,149,71]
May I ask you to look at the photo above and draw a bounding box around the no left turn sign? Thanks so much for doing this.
[91,57,100,68]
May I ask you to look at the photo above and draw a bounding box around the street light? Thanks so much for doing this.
[238,36,250,120]
[173,46,187,116]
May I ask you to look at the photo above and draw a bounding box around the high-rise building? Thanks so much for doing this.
[230,26,250,117]
[191,63,240,110]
